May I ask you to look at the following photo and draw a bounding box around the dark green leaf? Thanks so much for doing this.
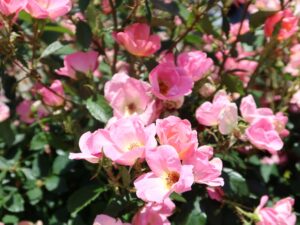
[223,168,249,197]
[250,11,276,29]
[52,155,71,175]
[67,185,107,215]
[86,95,113,123]
[26,188,43,205]
[30,132,49,151]
[76,21,93,49]
[4,193,24,213]
[79,0,90,11]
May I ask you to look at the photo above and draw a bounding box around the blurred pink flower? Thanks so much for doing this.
[101,0,113,14]
[132,198,175,225]
[26,0,72,20]
[229,20,250,42]
[37,80,65,107]
[149,63,193,100]
[0,102,10,122]
[16,100,48,124]
[255,196,296,225]
[255,0,281,11]
[264,9,298,41]
[183,146,224,187]
[113,23,161,57]
[134,145,194,203]
[56,51,100,79]
[0,0,28,16]
[104,72,161,125]
[206,187,224,202]
[101,117,157,166]
[261,151,288,165]
[285,44,300,76]
[196,90,231,126]
[245,118,284,154]
[177,51,213,81]
[69,130,104,163]
[156,116,198,160]
[290,90,300,107]
[93,214,130,225]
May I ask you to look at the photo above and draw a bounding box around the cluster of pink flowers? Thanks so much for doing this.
[0,0,72,20]
[196,91,288,154]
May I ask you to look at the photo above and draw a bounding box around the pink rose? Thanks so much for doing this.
[25,0,72,20]
[206,187,224,202]
[132,199,175,225]
[56,51,100,79]
[104,72,161,125]
[134,145,194,203]
[264,9,298,41]
[101,117,157,166]
[196,90,231,126]
[156,116,198,160]
[100,0,113,14]
[285,44,300,76]
[177,51,213,81]
[290,90,300,107]
[0,102,10,122]
[69,130,104,163]
[149,63,193,100]
[183,146,224,187]
[245,118,284,153]
[37,80,65,107]
[255,196,296,225]
[16,100,48,124]
[113,23,161,57]
[229,20,250,42]
[0,0,28,16]
[93,214,130,225]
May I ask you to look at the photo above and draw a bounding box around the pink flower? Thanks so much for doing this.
[216,45,258,86]
[261,151,288,165]
[285,44,300,76]
[113,23,161,57]
[196,90,231,126]
[56,51,99,79]
[69,130,104,163]
[290,90,300,107]
[101,117,157,166]
[0,0,28,16]
[149,63,193,100]
[245,118,284,153]
[100,0,113,14]
[25,0,72,20]
[156,116,198,160]
[134,145,194,203]
[255,196,296,225]
[16,100,48,124]
[229,20,250,42]
[93,214,130,225]
[177,51,213,81]
[183,146,224,187]
[264,9,298,41]
[241,95,289,137]
[0,102,10,122]
[206,187,224,202]
[132,199,175,225]
[104,72,161,125]
[218,103,238,135]
[255,0,281,11]
[37,80,65,107]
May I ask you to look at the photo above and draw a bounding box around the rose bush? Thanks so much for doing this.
[1,0,300,224]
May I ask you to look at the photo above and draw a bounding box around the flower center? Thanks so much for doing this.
[126,142,143,151]
[158,80,169,95]
[165,171,180,188]
[124,103,137,116]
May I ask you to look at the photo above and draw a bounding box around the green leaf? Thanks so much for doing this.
[260,165,276,183]
[76,21,93,49]
[185,209,207,225]
[30,132,49,151]
[0,121,15,146]
[4,193,25,213]
[86,95,113,123]
[52,155,71,175]
[2,215,19,224]
[222,74,245,95]
[145,0,152,22]
[170,192,187,203]
[250,11,276,29]
[67,185,107,215]
[45,176,60,191]
[223,168,249,197]
[26,188,43,205]
[79,0,90,11]
[41,41,65,58]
